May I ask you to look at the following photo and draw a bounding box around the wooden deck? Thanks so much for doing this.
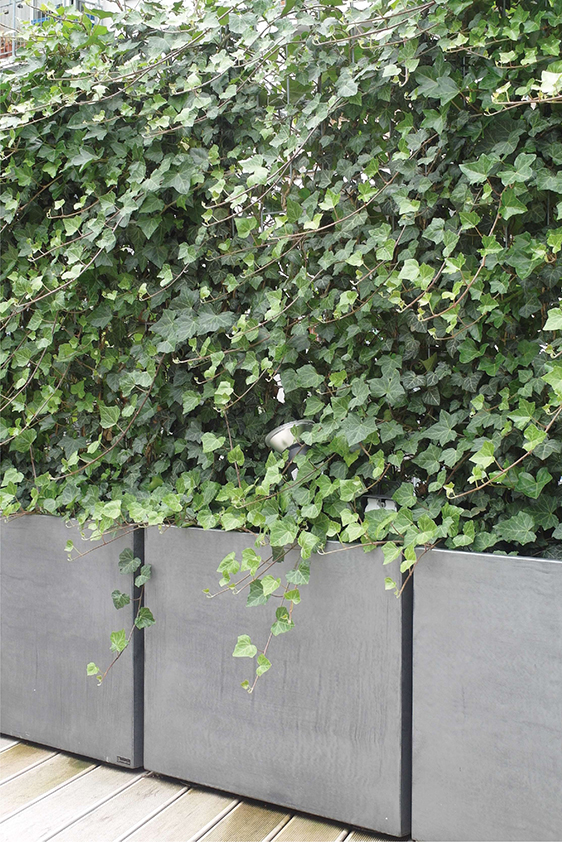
[0,736,403,842]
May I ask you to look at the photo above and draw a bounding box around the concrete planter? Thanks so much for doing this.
[143,527,412,837]
[0,515,143,767]
[412,549,562,842]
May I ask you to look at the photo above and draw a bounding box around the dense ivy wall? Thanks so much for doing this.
[2,0,562,669]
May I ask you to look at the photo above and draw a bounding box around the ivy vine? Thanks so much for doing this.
[2,0,562,687]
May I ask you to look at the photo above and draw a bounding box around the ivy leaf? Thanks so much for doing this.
[87,662,100,676]
[135,607,155,629]
[246,580,268,606]
[285,560,310,585]
[111,590,131,609]
[99,405,120,429]
[135,564,152,587]
[470,440,496,468]
[500,188,527,220]
[256,654,272,676]
[110,630,128,653]
[382,542,401,565]
[497,513,536,545]
[271,606,294,636]
[235,217,258,238]
[340,414,378,447]
[270,517,298,547]
[118,548,142,575]
[233,634,257,658]
[523,425,547,452]
[459,155,498,184]
[544,308,562,331]
[201,432,226,453]
[10,429,37,453]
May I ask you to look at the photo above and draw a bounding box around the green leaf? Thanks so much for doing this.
[497,512,536,545]
[256,654,272,676]
[233,634,257,658]
[544,308,562,331]
[235,217,258,238]
[500,188,527,220]
[247,580,268,606]
[382,542,401,565]
[470,440,496,468]
[523,425,547,452]
[135,606,155,629]
[392,483,416,508]
[459,155,497,184]
[99,404,120,429]
[134,564,152,587]
[110,629,128,653]
[240,548,262,576]
[261,575,281,596]
[201,432,225,453]
[285,560,310,585]
[227,445,245,466]
[87,662,100,676]
[384,578,397,591]
[182,390,201,413]
[111,590,131,609]
[118,548,142,575]
[271,606,294,636]
[270,517,298,547]
[10,429,37,453]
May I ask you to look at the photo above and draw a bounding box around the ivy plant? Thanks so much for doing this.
[1,0,562,688]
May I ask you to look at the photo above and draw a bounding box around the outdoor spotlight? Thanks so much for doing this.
[365,495,397,512]
[265,419,313,480]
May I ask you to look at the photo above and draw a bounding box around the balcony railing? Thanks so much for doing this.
[0,0,112,60]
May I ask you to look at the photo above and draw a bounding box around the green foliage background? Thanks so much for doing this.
[2,0,562,602]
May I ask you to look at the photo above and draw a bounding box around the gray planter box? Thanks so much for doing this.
[143,527,412,837]
[0,515,143,767]
[412,549,562,842]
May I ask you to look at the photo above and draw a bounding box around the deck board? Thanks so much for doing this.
[0,753,93,819]
[0,766,142,842]
[124,786,237,842]
[50,774,185,841]
[271,815,347,842]
[0,736,19,752]
[200,801,289,842]
[0,743,57,782]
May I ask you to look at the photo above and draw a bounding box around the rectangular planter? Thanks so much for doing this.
[0,515,143,767]
[412,549,562,842]
[143,527,412,837]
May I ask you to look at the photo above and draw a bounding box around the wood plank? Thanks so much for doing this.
[200,801,290,842]
[0,736,19,752]
[50,774,185,841]
[0,743,56,782]
[0,765,142,842]
[346,831,399,841]
[125,786,237,842]
[271,815,346,842]
[0,753,94,819]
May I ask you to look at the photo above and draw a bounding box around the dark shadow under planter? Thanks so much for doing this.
[143,526,412,837]
[412,548,562,842]
[0,515,143,768]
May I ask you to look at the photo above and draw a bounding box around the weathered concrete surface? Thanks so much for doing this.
[144,527,412,836]
[0,515,143,767]
[413,549,562,841]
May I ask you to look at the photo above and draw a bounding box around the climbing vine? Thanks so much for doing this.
[2,0,562,686]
